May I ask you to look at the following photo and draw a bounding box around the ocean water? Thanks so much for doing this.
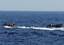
[0,11,64,45]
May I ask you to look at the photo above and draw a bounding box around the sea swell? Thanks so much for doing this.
[0,11,64,45]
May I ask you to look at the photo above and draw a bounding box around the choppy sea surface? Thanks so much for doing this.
[0,11,64,45]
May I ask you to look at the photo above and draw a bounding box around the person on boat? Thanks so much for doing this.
[47,24,64,28]
[2,23,16,29]
[3,23,16,27]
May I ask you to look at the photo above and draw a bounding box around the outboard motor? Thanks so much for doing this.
[47,24,63,28]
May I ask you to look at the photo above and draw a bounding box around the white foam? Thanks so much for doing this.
[4,26,13,28]
[17,26,64,31]
[4,26,64,31]
[4,26,16,28]
[17,26,30,29]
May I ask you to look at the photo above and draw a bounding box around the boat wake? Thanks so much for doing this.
[3,26,64,31]
[17,26,64,30]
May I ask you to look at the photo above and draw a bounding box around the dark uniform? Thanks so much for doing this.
[3,23,15,27]
[47,24,64,28]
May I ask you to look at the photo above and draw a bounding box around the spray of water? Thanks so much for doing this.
[16,26,64,31]
[4,26,64,31]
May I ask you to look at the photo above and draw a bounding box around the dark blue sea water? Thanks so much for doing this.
[0,11,64,45]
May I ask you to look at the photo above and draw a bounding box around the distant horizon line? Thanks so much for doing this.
[0,9,62,11]
[0,10,64,12]
[0,9,64,11]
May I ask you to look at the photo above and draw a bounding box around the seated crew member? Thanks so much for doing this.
[3,23,15,27]
[47,24,63,28]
